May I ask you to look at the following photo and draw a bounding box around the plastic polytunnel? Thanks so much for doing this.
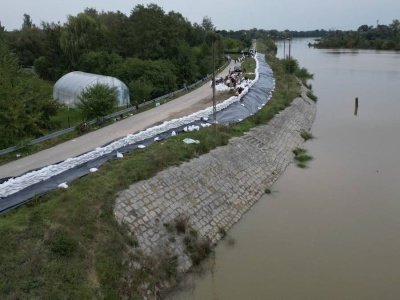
[53,71,130,108]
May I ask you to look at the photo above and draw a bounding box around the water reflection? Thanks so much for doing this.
[170,39,400,299]
[324,50,360,55]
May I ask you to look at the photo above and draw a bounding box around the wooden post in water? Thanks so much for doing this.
[354,97,358,116]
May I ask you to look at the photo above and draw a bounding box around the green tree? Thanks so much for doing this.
[0,21,4,40]
[316,21,399,50]
[128,79,154,106]
[110,57,144,83]
[3,16,44,66]
[22,13,33,29]
[192,43,212,76]
[79,51,123,74]
[389,19,400,37]
[138,59,178,97]
[33,22,69,81]
[224,38,242,50]
[188,23,206,46]
[174,42,198,84]
[96,10,130,56]
[201,16,215,32]
[0,41,57,148]
[159,11,193,60]
[111,57,177,98]
[128,4,166,59]
[60,13,108,68]
[76,83,118,120]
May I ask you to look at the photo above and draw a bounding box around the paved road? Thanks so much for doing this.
[0,61,235,179]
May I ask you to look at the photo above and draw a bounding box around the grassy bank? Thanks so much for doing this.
[0,45,306,299]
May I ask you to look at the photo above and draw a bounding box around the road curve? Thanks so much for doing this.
[0,61,235,179]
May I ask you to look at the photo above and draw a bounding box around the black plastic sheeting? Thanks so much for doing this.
[214,56,274,123]
[0,54,275,215]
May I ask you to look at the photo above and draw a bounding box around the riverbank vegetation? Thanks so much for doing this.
[293,147,313,168]
[300,130,314,141]
[313,19,400,50]
[307,91,318,102]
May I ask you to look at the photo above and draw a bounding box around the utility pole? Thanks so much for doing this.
[212,37,216,133]
[288,37,291,89]
[212,30,220,134]
[283,37,286,59]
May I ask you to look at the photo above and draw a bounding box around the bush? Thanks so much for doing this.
[293,147,313,168]
[306,91,318,102]
[293,147,306,156]
[174,215,189,234]
[51,236,77,257]
[184,235,212,265]
[300,130,314,141]
[295,67,314,80]
[283,57,299,74]
[77,83,118,120]
[217,226,227,238]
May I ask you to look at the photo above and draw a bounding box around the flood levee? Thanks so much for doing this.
[171,38,400,300]
[114,84,316,296]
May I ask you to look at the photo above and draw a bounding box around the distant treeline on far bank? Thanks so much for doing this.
[312,20,400,50]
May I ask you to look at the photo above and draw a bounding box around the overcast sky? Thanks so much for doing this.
[1,0,399,32]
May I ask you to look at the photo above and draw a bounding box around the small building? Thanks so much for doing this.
[53,71,130,108]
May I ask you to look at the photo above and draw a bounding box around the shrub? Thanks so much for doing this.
[77,83,118,120]
[306,91,318,102]
[293,147,313,168]
[217,226,227,238]
[293,147,305,156]
[300,130,314,141]
[188,237,212,265]
[183,229,213,265]
[297,162,307,168]
[283,57,299,74]
[295,154,313,163]
[51,236,77,257]
[163,222,175,233]
[174,215,189,234]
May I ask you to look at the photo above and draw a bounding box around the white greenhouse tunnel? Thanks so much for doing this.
[53,71,130,108]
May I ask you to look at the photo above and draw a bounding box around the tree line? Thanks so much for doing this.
[0,40,59,148]
[0,5,228,148]
[2,5,227,102]
[313,20,400,50]
[0,4,292,149]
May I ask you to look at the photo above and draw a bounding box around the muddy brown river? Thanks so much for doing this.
[170,38,400,299]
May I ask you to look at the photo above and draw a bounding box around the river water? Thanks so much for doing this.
[170,39,400,299]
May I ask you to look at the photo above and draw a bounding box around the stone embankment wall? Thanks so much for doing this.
[114,85,316,271]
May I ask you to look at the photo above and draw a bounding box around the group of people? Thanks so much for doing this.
[212,53,253,96]
[213,71,251,95]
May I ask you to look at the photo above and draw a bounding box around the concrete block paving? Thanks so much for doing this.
[114,87,316,271]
